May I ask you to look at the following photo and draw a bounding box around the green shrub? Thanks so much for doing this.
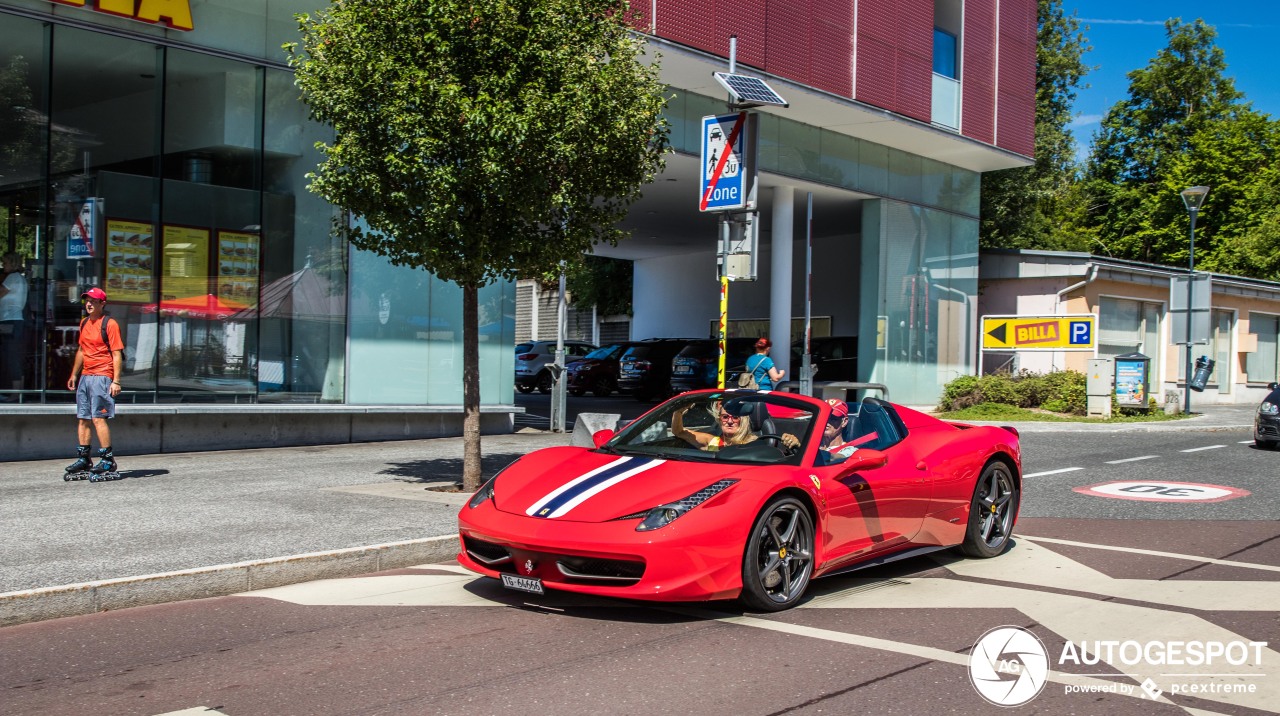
[939,369,1086,415]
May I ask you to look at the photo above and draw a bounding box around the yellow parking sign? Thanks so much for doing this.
[981,315,1096,351]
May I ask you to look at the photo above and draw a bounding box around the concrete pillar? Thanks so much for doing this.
[770,186,795,376]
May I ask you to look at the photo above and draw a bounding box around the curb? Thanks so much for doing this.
[0,534,460,628]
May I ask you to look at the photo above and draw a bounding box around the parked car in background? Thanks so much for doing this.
[617,338,691,401]
[566,342,635,397]
[670,337,756,393]
[1256,381,1280,449]
[792,336,858,383]
[515,340,596,394]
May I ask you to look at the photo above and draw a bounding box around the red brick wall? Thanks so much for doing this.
[996,0,1036,156]
[636,0,1034,158]
[961,0,996,144]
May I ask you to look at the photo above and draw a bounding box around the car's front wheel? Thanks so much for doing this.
[959,461,1018,558]
[515,383,534,394]
[740,495,815,612]
[1256,438,1277,450]
[591,376,613,397]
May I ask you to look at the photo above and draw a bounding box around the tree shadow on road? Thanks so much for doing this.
[379,452,528,483]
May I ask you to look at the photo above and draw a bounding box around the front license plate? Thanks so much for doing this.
[501,573,545,595]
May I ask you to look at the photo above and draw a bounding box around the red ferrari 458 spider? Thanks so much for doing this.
[458,389,1021,611]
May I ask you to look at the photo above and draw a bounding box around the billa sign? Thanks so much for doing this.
[981,315,1096,351]
[49,0,194,31]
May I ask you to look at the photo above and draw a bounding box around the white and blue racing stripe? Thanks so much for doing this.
[526,456,665,519]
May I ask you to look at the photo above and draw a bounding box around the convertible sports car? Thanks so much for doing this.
[457,389,1022,611]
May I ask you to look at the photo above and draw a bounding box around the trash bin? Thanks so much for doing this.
[1190,355,1215,392]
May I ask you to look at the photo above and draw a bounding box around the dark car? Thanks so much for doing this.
[565,342,635,397]
[670,337,756,393]
[617,339,692,401]
[1255,382,1280,449]
[792,336,858,383]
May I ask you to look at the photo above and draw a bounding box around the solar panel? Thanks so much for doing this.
[713,72,789,108]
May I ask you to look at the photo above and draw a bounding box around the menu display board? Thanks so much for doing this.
[161,225,210,300]
[104,219,155,303]
[216,230,260,307]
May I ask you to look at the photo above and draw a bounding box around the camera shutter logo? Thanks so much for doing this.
[968,626,1050,706]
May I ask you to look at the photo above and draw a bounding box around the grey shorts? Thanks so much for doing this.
[76,375,116,420]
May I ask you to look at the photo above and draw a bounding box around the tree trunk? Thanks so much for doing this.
[462,283,482,491]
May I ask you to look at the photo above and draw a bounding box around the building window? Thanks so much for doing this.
[1248,313,1280,383]
[933,29,958,78]
[1098,297,1162,363]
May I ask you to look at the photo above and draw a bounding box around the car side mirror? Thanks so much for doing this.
[592,429,615,448]
[835,449,887,477]
[1270,382,1279,391]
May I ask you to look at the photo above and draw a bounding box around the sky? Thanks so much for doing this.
[1062,0,1277,161]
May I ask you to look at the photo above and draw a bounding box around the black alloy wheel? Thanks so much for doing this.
[959,461,1018,558]
[739,495,815,612]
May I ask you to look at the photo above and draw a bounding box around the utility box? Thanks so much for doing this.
[1114,352,1151,410]
[1087,358,1114,418]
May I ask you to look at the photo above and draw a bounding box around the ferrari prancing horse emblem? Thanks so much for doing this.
[523,559,536,575]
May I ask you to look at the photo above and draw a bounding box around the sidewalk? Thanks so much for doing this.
[0,430,571,626]
[0,404,1257,627]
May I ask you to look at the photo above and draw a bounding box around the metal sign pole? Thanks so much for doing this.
[800,192,813,397]
[551,266,567,432]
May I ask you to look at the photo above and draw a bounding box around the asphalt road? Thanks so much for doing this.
[3,417,1276,716]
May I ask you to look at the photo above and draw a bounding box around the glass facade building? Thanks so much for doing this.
[2,1,982,412]
[0,2,516,405]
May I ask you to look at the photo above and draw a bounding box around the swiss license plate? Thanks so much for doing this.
[501,573,545,595]
[673,365,692,374]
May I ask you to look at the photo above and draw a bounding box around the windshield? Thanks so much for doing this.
[603,391,820,466]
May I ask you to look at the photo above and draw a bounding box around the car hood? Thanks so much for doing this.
[494,446,756,523]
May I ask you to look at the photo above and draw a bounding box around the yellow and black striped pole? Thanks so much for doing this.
[717,275,728,389]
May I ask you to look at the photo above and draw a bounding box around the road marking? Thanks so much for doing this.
[1019,535,1280,573]
[154,709,228,715]
[1104,455,1159,464]
[1023,467,1084,477]
[1180,445,1227,453]
[247,544,1280,711]
[1239,440,1255,444]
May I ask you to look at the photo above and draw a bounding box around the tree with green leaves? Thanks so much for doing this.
[1081,19,1246,264]
[979,0,1090,250]
[288,0,670,489]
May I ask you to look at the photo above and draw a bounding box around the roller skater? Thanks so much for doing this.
[64,287,126,484]
[63,445,94,481]
[87,448,121,482]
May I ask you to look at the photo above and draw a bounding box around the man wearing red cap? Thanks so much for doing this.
[64,287,124,479]
[816,398,861,466]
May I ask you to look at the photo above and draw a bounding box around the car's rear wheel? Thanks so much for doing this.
[740,495,814,612]
[959,461,1018,558]
[536,370,553,394]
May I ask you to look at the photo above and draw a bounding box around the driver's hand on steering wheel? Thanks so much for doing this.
[780,433,800,451]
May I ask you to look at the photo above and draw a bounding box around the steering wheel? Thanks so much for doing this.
[756,433,796,455]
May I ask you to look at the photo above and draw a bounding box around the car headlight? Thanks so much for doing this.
[468,462,516,509]
[1261,402,1279,416]
[633,479,738,532]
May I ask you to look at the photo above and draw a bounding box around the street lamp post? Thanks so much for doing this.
[1180,185,1210,416]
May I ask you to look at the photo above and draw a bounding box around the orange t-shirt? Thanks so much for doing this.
[80,316,124,377]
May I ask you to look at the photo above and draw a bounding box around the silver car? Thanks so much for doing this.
[515,340,596,394]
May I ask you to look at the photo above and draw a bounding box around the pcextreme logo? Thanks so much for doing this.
[49,0,194,32]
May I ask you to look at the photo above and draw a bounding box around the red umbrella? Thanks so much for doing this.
[149,293,249,320]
